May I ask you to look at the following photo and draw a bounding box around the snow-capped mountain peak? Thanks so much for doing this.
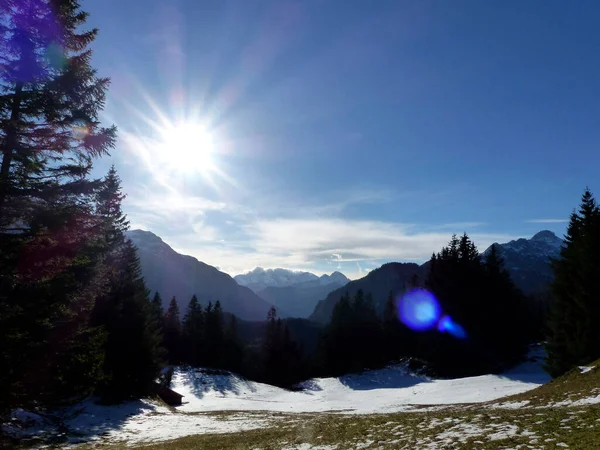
[318,271,350,286]
[234,268,350,294]
[234,267,319,289]
[530,230,563,249]
[483,230,564,294]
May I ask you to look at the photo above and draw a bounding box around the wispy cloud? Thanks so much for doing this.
[121,176,520,279]
[427,222,486,231]
[526,219,568,224]
[248,218,514,263]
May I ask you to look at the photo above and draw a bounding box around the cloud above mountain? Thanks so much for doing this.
[124,185,517,279]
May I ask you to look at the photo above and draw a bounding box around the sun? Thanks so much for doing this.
[158,122,215,174]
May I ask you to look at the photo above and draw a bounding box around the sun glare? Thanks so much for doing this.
[158,122,215,174]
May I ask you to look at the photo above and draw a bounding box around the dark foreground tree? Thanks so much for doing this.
[0,0,116,411]
[182,295,204,366]
[94,240,164,401]
[163,297,182,364]
[91,168,164,402]
[545,188,600,377]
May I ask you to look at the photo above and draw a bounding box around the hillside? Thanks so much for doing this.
[309,262,425,323]
[126,230,275,321]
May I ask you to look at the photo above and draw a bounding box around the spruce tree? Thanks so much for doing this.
[222,315,244,373]
[182,295,203,366]
[383,291,411,362]
[483,244,529,367]
[90,166,164,401]
[260,307,303,386]
[163,297,182,364]
[319,290,383,376]
[545,188,600,377]
[426,233,529,376]
[0,0,115,410]
[203,300,224,368]
[95,240,164,401]
[149,292,164,334]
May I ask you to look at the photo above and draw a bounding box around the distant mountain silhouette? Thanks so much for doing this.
[235,268,349,318]
[126,230,276,321]
[309,262,425,323]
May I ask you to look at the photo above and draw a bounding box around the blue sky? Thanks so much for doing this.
[85,0,600,278]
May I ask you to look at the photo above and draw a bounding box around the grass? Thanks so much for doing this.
[73,405,600,450]
[24,359,600,449]
[499,361,600,407]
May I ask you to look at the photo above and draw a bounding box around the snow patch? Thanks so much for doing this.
[488,424,518,441]
[488,400,531,409]
[553,394,600,407]
[579,365,595,374]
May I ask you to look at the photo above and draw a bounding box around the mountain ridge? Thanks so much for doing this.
[483,229,563,294]
[126,229,277,321]
[235,267,350,318]
[234,267,349,292]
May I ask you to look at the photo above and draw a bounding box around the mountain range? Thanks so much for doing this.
[126,230,275,321]
[234,268,350,318]
[485,230,563,294]
[127,228,563,324]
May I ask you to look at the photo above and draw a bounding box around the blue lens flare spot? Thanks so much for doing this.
[398,289,442,331]
[437,315,467,339]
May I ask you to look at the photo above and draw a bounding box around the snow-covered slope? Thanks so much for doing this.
[172,351,549,415]
[4,350,550,447]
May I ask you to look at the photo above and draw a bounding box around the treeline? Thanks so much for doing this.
[155,232,533,385]
[545,188,600,377]
[317,234,532,379]
[153,294,306,388]
[0,2,163,412]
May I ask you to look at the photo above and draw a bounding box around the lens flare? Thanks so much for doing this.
[71,119,89,140]
[437,315,467,339]
[398,289,442,331]
[45,42,67,70]
[398,289,468,339]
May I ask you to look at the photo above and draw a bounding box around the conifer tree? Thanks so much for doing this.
[383,291,411,362]
[261,307,303,386]
[426,233,529,376]
[545,188,600,377]
[483,244,529,366]
[95,240,164,401]
[0,0,115,410]
[319,290,383,376]
[182,295,203,366]
[222,315,244,373]
[203,300,224,367]
[150,292,164,333]
[163,297,182,364]
[89,167,164,401]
